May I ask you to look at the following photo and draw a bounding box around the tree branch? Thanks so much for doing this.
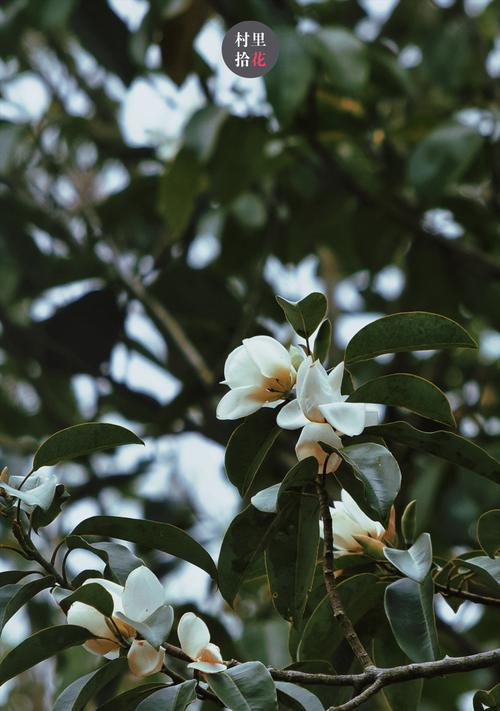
[435,581,500,608]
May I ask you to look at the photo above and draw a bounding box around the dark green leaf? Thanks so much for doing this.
[349,374,455,427]
[473,682,500,711]
[345,312,476,364]
[367,421,500,485]
[384,533,433,584]
[58,583,114,617]
[208,661,277,711]
[33,423,144,470]
[266,492,320,624]
[312,28,368,94]
[477,510,500,558]
[0,576,54,633]
[0,626,92,684]
[136,680,197,710]
[401,500,417,546]
[72,516,217,580]
[276,293,327,340]
[460,556,500,592]
[313,319,332,363]
[66,537,144,586]
[338,443,401,524]
[275,681,325,711]
[0,571,41,588]
[158,147,202,239]
[96,684,168,710]
[384,575,440,662]
[53,658,128,711]
[31,484,70,532]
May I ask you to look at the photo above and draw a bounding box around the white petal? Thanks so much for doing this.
[127,639,165,677]
[319,402,369,436]
[364,404,381,427]
[331,509,365,551]
[122,566,166,623]
[297,359,335,421]
[83,578,124,613]
[178,612,210,659]
[340,491,385,538]
[2,473,58,511]
[216,387,262,420]
[242,336,291,379]
[223,344,262,388]
[251,483,280,513]
[276,400,308,430]
[188,660,227,673]
[67,602,115,639]
[327,361,345,397]
[295,423,342,473]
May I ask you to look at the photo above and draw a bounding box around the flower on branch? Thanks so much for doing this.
[177,611,226,674]
[277,357,380,437]
[65,566,169,677]
[216,336,296,420]
[296,422,343,474]
[322,490,386,555]
[0,466,58,511]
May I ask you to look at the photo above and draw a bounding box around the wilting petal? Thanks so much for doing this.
[2,472,58,511]
[122,566,166,623]
[127,639,165,677]
[188,642,226,673]
[319,402,369,436]
[84,638,121,657]
[251,483,280,513]
[178,612,210,660]
[216,386,262,420]
[223,344,262,388]
[243,336,291,379]
[327,362,345,398]
[276,399,308,430]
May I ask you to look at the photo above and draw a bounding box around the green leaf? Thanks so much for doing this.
[372,624,423,711]
[66,536,144,586]
[407,122,483,200]
[384,575,439,662]
[184,106,229,163]
[33,422,144,470]
[348,374,455,427]
[384,533,433,584]
[276,293,327,340]
[401,500,417,546]
[460,556,500,592]
[251,483,281,513]
[96,684,167,710]
[218,505,283,606]
[31,484,70,532]
[473,682,500,711]
[208,661,278,711]
[251,458,318,514]
[313,319,332,363]
[72,516,217,580]
[58,583,114,617]
[312,28,368,94]
[53,658,128,711]
[135,680,197,710]
[0,571,41,587]
[338,443,401,524]
[275,681,325,711]
[158,147,202,238]
[0,576,54,634]
[116,604,174,648]
[266,492,320,624]
[0,625,92,684]
[225,410,281,497]
[367,421,500,485]
[477,510,500,558]
[298,574,384,661]
[345,312,476,364]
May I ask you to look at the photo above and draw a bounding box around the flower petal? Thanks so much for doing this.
[242,336,291,379]
[67,602,115,640]
[177,612,210,660]
[188,660,227,674]
[276,400,308,430]
[224,344,262,388]
[250,483,280,513]
[295,423,342,473]
[297,359,335,421]
[127,639,165,677]
[2,473,58,511]
[216,386,263,420]
[83,578,125,613]
[327,362,345,398]
[84,639,121,657]
[319,402,369,436]
[340,491,385,539]
[364,404,381,427]
[122,566,166,623]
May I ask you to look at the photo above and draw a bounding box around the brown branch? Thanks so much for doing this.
[315,471,374,670]
[12,520,68,588]
[435,581,500,608]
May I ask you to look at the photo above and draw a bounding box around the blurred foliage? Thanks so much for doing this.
[0,0,499,708]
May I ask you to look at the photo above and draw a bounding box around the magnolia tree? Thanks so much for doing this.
[0,293,499,710]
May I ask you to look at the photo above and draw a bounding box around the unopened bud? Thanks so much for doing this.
[353,534,386,560]
[0,467,8,483]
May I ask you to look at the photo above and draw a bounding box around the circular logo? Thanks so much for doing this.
[222,21,279,78]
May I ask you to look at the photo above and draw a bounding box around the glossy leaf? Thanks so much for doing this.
[31,484,70,532]
[338,443,401,524]
[208,661,278,711]
[72,516,217,580]
[276,293,327,340]
[367,421,500,484]
[401,500,417,546]
[0,625,92,684]
[96,684,167,710]
[135,681,197,710]
[313,28,368,94]
[384,533,433,584]
[0,576,54,634]
[66,536,144,586]
[53,658,128,711]
[384,575,440,662]
[460,556,500,592]
[33,422,144,470]
[345,312,476,364]
[477,510,500,558]
[58,583,114,616]
[313,319,332,363]
[349,373,455,427]
[275,681,325,711]
[0,571,41,587]
[473,682,500,711]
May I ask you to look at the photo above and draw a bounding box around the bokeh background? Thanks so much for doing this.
[0,0,499,708]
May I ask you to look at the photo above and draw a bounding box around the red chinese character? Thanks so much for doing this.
[252,51,267,68]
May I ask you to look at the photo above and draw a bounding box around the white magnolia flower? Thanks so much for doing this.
[0,467,57,511]
[322,490,386,554]
[277,357,379,437]
[295,422,343,474]
[66,566,168,677]
[178,612,226,674]
[217,336,296,420]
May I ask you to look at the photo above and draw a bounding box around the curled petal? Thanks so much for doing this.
[178,612,210,660]
[2,473,58,511]
[276,400,308,430]
[127,639,165,677]
[216,387,263,420]
[295,423,342,473]
[122,566,166,623]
